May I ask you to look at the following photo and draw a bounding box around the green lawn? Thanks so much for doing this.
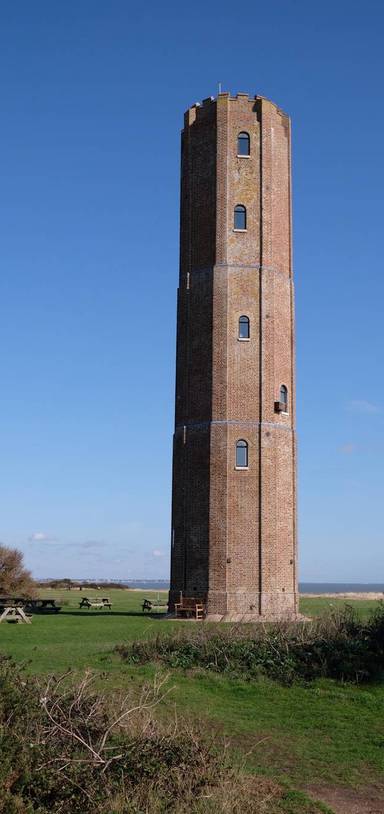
[0,589,380,674]
[0,589,173,672]
[1,590,383,813]
[299,595,382,619]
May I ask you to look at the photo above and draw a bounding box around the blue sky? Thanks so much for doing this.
[0,1,383,582]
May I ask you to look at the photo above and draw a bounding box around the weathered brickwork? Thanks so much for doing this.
[169,93,298,620]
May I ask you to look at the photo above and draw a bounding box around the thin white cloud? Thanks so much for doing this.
[347,400,380,414]
[29,532,56,542]
[152,548,165,558]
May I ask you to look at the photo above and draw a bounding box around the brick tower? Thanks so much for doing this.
[169,92,298,620]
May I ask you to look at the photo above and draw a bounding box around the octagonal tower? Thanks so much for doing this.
[169,92,298,620]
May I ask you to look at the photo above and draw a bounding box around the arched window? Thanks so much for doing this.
[236,439,248,468]
[237,132,250,156]
[238,315,250,339]
[234,204,246,230]
[280,385,288,412]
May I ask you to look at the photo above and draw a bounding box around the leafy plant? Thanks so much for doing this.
[117,604,384,685]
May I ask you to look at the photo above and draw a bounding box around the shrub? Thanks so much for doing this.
[0,544,36,598]
[116,604,384,685]
[0,656,287,813]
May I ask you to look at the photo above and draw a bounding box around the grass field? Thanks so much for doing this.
[0,589,380,673]
[1,589,383,813]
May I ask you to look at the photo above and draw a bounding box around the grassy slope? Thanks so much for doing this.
[1,590,383,812]
[157,673,384,787]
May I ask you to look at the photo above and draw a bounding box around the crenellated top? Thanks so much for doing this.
[184,92,289,129]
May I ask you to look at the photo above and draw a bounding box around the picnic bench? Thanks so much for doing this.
[25,598,61,614]
[142,596,168,613]
[79,596,112,610]
[0,596,26,609]
[174,597,206,620]
[0,604,32,624]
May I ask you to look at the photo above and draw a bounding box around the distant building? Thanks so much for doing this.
[169,93,298,620]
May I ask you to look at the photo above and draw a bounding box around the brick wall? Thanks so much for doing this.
[169,93,298,619]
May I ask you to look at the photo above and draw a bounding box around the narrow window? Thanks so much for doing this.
[280,385,288,412]
[234,204,246,230]
[237,132,250,156]
[236,439,248,468]
[239,315,250,339]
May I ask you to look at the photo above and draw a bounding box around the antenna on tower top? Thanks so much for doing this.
[218,82,222,94]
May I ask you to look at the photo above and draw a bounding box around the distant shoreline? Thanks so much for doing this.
[38,579,384,600]
[124,589,384,600]
[126,589,384,600]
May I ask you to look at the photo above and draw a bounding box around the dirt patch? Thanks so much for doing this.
[306,784,384,814]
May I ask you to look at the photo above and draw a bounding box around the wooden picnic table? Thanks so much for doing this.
[0,605,32,624]
[79,596,112,610]
[25,598,61,614]
[0,596,26,609]
[142,597,168,612]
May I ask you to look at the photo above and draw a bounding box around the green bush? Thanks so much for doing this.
[117,604,384,685]
[0,656,291,813]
